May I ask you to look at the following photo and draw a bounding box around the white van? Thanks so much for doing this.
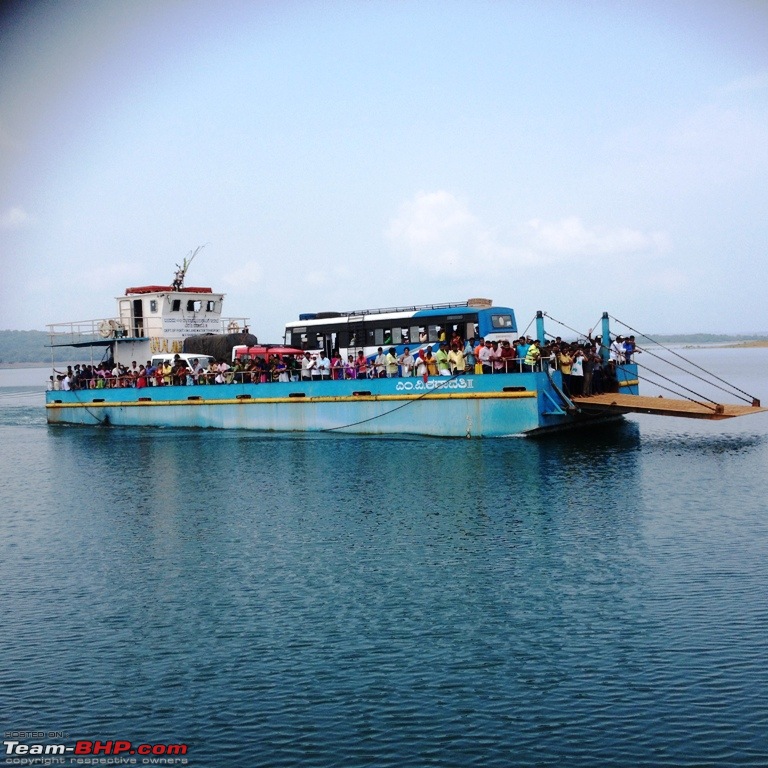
[150,353,215,371]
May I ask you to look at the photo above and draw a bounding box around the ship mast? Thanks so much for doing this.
[172,244,205,290]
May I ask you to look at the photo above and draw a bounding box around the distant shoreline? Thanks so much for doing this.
[723,340,768,348]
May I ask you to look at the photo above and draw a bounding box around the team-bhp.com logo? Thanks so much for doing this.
[3,737,189,765]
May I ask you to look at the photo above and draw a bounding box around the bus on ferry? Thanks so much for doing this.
[283,299,518,359]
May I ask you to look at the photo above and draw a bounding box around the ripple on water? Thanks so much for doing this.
[1,401,768,766]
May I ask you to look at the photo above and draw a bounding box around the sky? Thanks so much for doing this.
[1,0,767,339]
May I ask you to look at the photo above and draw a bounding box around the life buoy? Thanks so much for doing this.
[98,320,113,338]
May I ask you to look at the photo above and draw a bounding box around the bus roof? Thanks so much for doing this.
[285,302,515,328]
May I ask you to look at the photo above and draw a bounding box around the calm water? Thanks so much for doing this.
[2,349,768,767]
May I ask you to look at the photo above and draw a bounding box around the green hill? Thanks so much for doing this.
[0,330,84,365]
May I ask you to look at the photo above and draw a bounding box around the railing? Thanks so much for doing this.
[47,317,251,346]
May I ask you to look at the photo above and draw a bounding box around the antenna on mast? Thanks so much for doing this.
[172,244,206,290]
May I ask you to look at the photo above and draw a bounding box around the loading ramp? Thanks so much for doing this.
[571,393,766,421]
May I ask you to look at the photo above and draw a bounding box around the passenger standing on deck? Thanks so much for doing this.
[558,347,573,394]
[414,350,427,379]
[301,351,314,380]
[399,348,415,377]
[435,344,451,376]
[570,349,585,395]
[516,337,530,366]
[500,340,516,372]
[385,348,400,377]
[448,344,466,374]
[373,347,386,378]
[464,338,476,373]
[478,340,493,375]
[425,349,438,376]
[610,336,624,363]
[524,340,541,372]
[582,348,594,396]
[491,341,505,374]
[355,350,368,379]
[591,351,605,394]
[623,335,639,363]
[317,352,331,380]
[345,355,356,379]
[331,352,343,380]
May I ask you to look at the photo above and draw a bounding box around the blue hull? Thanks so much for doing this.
[45,368,639,437]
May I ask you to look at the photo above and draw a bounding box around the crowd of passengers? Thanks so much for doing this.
[51,334,638,399]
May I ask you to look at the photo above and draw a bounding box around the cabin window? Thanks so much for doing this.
[491,314,513,328]
[149,300,158,313]
[187,300,202,312]
[171,299,181,312]
[206,300,216,312]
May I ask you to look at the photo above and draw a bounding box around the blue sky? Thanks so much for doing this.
[1,0,767,338]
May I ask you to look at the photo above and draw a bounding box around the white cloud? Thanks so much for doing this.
[222,261,263,288]
[387,191,670,276]
[0,206,32,230]
[386,190,516,275]
[525,216,670,258]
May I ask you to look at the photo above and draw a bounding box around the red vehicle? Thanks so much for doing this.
[232,345,303,362]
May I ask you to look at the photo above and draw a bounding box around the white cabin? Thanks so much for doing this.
[47,283,248,367]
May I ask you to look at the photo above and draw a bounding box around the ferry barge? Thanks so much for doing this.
[44,264,763,437]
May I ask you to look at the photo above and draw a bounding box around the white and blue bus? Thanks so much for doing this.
[283,299,518,359]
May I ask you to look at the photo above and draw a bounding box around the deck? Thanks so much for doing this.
[571,393,766,420]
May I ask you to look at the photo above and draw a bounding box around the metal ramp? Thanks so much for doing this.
[572,393,767,420]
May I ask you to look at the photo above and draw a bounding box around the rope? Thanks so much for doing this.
[541,312,591,340]
[609,314,758,404]
[633,362,720,410]
[70,388,110,425]
[520,316,536,337]
[634,344,753,404]
[320,373,462,432]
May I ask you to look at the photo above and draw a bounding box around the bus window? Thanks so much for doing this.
[418,327,428,343]
[427,325,440,342]
[392,327,403,344]
[492,314,514,329]
[374,327,385,346]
